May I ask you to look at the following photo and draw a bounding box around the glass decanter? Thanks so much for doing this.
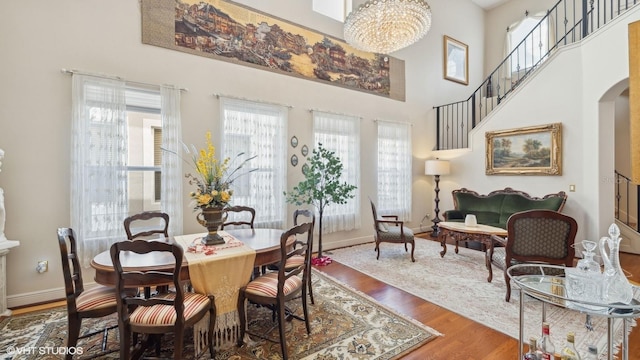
[599,224,634,304]
[576,240,600,273]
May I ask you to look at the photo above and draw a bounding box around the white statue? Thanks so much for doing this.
[0,149,6,242]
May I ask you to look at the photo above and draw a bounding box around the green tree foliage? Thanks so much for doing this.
[284,143,357,258]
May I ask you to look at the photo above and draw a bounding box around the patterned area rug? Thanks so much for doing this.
[330,238,638,359]
[0,270,440,360]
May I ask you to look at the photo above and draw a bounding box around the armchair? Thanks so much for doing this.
[370,199,415,262]
[489,209,577,301]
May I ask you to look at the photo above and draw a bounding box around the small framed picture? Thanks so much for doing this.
[291,154,298,166]
[301,144,309,157]
[290,136,298,148]
[443,35,469,85]
[302,163,310,174]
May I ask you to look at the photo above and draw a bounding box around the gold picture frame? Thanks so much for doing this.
[486,123,562,175]
[443,35,469,85]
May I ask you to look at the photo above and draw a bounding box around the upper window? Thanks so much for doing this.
[507,14,551,77]
[312,111,361,233]
[376,121,412,220]
[313,0,352,22]
[220,97,288,229]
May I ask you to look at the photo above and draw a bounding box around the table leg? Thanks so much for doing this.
[439,230,448,257]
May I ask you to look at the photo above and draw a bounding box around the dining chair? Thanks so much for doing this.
[57,227,119,360]
[221,205,256,229]
[237,222,314,360]
[123,211,171,298]
[370,198,415,262]
[110,240,216,360]
[489,209,578,301]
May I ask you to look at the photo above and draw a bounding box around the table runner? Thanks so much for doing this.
[174,231,256,351]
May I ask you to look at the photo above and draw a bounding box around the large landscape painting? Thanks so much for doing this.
[141,0,405,100]
[485,123,562,175]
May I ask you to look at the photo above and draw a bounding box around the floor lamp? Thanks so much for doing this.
[425,159,450,237]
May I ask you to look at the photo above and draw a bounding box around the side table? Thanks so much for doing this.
[0,239,20,316]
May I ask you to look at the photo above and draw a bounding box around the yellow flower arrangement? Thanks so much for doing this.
[179,131,255,210]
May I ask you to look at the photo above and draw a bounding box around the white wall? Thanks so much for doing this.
[0,0,485,306]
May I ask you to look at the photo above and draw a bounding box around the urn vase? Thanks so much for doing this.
[196,206,227,245]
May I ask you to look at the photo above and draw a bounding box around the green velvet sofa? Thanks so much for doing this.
[442,187,568,229]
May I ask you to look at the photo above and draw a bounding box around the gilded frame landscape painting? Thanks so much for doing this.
[486,123,562,175]
[141,0,406,100]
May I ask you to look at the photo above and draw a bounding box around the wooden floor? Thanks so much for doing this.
[316,236,640,360]
[7,236,640,359]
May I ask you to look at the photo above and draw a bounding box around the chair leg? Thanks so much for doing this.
[409,241,415,262]
[302,288,311,334]
[66,316,81,360]
[504,271,512,302]
[307,271,315,305]
[236,290,246,347]
[375,241,380,260]
[119,320,131,360]
[277,301,288,360]
[173,330,183,360]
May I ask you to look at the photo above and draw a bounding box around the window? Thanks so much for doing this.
[376,121,412,219]
[312,111,361,233]
[71,74,183,266]
[220,97,287,228]
[506,13,552,78]
[313,0,352,22]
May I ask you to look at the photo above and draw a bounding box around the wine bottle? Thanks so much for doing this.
[523,337,539,360]
[537,322,556,360]
[559,332,581,360]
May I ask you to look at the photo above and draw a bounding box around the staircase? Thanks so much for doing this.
[433,0,639,151]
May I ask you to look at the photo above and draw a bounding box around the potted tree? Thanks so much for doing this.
[285,143,357,265]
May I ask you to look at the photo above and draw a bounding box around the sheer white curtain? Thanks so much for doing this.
[220,97,287,229]
[160,85,183,236]
[71,74,128,267]
[312,111,361,233]
[376,120,412,220]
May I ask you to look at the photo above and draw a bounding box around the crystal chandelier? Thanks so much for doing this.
[344,0,432,54]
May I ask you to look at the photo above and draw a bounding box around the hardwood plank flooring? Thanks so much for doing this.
[315,236,640,360]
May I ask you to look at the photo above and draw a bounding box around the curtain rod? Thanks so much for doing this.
[308,108,362,119]
[213,93,293,109]
[61,69,188,92]
[374,119,413,127]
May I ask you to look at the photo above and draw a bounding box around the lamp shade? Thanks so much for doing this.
[425,159,450,176]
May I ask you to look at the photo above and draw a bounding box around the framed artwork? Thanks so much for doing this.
[443,35,469,85]
[486,123,562,175]
[291,136,298,148]
[291,154,299,166]
[302,163,310,174]
[301,145,309,157]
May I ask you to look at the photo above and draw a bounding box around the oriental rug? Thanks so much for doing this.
[330,238,638,359]
[0,270,439,360]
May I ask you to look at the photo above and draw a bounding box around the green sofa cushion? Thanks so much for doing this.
[498,195,566,227]
[455,193,505,213]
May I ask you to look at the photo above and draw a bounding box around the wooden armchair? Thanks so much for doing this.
[370,198,415,262]
[489,209,577,301]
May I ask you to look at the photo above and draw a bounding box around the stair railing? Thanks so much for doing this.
[434,0,638,150]
[615,171,640,232]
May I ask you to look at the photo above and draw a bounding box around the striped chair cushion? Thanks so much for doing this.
[129,292,211,326]
[284,255,305,270]
[244,273,303,298]
[76,285,118,311]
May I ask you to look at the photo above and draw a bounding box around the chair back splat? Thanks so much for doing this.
[123,211,169,240]
[237,221,314,360]
[221,206,256,229]
[110,240,216,360]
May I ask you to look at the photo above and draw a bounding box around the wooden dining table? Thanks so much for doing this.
[90,228,286,287]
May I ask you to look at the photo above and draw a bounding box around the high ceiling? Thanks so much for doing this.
[470,0,511,10]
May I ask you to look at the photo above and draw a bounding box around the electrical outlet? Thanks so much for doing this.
[36,260,48,273]
[569,184,576,192]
